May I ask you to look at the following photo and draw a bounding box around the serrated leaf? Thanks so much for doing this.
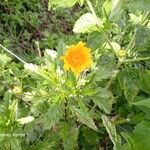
[132,121,150,150]
[102,115,121,150]
[70,100,97,131]
[73,13,101,33]
[119,68,140,101]
[91,88,114,114]
[60,123,79,150]
[40,103,63,129]
[87,31,107,50]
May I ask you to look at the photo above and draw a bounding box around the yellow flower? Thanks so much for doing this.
[116,50,127,58]
[60,41,92,76]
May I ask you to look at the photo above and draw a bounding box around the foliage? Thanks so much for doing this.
[0,0,150,149]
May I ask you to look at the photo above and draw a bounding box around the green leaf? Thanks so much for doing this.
[102,115,121,150]
[133,98,150,109]
[134,26,150,51]
[95,67,115,81]
[70,100,97,131]
[94,53,117,82]
[132,98,150,119]
[0,138,22,150]
[95,62,117,81]
[141,71,150,94]
[40,103,63,129]
[87,31,107,50]
[81,127,99,145]
[91,88,114,114]
[129,13,142,25]
[0,54,12,64]
[28,139,56,150]
[121,121,150,150]
[121,132,135,150]
[78,0,84,6]
[102,0,112,19]
[73,13,100,33]
[60,123,79,150]
[110,0,123,21]
[132,121,150,150]
[9,99,18,122]
[126,0,150,11]
[119,68,140,101]
[48,0,78,10]
[10,138,22,150]
[102,0,123,22]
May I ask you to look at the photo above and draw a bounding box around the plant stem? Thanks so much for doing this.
[86,0,101,26]
[86,0,97,18]
[64,99,68,122]
[123,56,150,63]
[35,41,42,57]
[0,44,26,64]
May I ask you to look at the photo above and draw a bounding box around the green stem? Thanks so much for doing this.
[86,0,101,26]
[123,56,150,63]
[0,44,26,64]
[64,99,68,122]
[86,0,97,18]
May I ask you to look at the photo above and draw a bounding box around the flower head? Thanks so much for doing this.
[45,49,57,60]
[60,41,92,76]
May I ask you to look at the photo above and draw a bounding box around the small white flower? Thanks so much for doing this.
[17,116,34,124]
[45,49,57,60]
[24,63,39,73]
[23,92,35,102]
[56,66,63,76]
[77,79,86,87]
